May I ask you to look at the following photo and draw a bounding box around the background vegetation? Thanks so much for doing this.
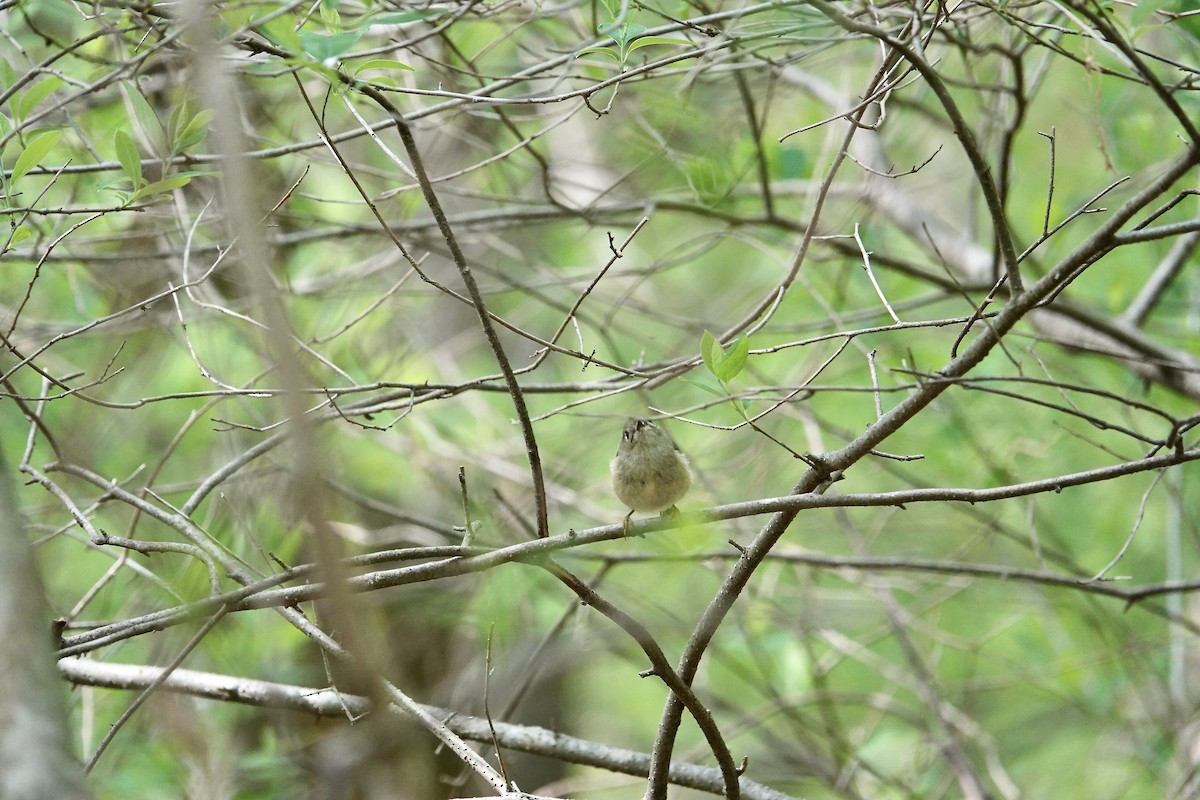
[3,0,1200,798]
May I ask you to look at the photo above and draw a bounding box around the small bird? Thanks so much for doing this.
[610,417,691,532]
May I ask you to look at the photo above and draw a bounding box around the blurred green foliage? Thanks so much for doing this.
[3,0,1200,798]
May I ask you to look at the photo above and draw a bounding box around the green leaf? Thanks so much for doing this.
[731,396,750,421]
[10,129,61,183]
[130,174,194,201]
[175,109,214,151]
[254,16,303,52]
[9,224,31,245]
[14,76,62,121]
[123,85,163,153]
[166,101,187,149]
[366,10,447,24]
[298,30,363,62]
[700,331,751,383]
[626,36,691,53]
[776,146,809,179]
[113,130,143,190]
[700,330,721,375]
[598,0,621,19]
[599,21,646,48]
[681,378,727,399]
[598,23,620,47]
[318,1,342,32]
[171,169,215,180]
[715,334,750,382]
[577,46,621,62]
[1128,2,1156,29]
[352,58,414,75]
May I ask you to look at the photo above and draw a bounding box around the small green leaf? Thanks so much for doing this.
[577,46,621,62]
[318,2,342,32]
[598,23,619,46]
[130,174,194,201]
[700,331,751,383]
[626,36,691,53]
[714,334,749,382]
[1128,2,1156,28]
[175,109,214,151]
[166,102,187,147]
[352,58,414,75]
[254,16,303,52]
[681,378,727,399]
[10,129,61,182]
[700,330,722,375]
[366,10,446,24]
[113,130,143,189]
[123,85,164,153]
[776,146,809,179]
[298,30,363,62]
[14,76,62,121]
[9,224,31,245]
[623,22,647,38]
[598,21,645,47]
